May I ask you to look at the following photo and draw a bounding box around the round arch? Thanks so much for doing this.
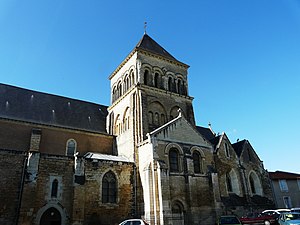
[171,200,185,225]
[248,170,263,196]
[228,169,241,195]
[35,203,67,225]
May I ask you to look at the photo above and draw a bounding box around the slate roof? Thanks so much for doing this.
[232,139,247,157]
[0,83,108,133]
[196,126,216,141]
[135,34,178,61]
[269,171,300,180]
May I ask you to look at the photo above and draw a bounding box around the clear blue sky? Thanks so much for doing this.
[1,1,299,173]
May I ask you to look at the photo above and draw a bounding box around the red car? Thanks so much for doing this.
[240,212,277,225]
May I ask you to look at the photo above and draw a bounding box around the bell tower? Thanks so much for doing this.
[107,33,195,161]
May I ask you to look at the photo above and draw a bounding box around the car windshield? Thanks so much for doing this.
[220,217,240,224]
[286,214,300,220]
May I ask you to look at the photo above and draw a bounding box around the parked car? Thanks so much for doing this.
[217,215,242,225]
[240,212,277,225]
[277,212,300,225]
[262,209,291,215]
[291,208,300,213]
[261,209,291,221]
[119,219,149,225]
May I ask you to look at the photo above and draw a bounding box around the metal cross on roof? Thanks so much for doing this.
[144,21,147,34]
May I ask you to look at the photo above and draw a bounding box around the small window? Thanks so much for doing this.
[177,79,181,93]
[169,148,179,172]
[66,139,76,156]
[193,151,203,174]
[226,172,233,192]
[51,179,58,198]
[154,112,159,125]
[283,196,292,208]
[168,77,172,91]
[102,171,117,203]
[250,175,256,194]
[148,111,153,124]
[144,70,149,85]
[279,179,289,192]
[225,143,230,158]
[154,73,159,88]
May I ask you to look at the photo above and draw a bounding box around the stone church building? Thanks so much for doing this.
[0,33,274,225]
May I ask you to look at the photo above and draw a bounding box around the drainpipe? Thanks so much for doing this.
[16,150,29,225]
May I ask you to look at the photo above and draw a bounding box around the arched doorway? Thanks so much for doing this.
[40,207,61,225]
[172,201,184,225]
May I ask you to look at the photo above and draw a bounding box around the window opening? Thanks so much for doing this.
[193,151,202,174]
[226,172,233,192]
[250,175,256,194]
[169,148,179,172]
[144,70,149,85]
[102,171,117,203]
[66,139,76,156]
[154,73,159,88]
[51,179,58,198]
[279,179,289,192]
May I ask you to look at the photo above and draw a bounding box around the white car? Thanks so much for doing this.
[262,209,291,215]
[291,208,300,213]
[119,219,150,225]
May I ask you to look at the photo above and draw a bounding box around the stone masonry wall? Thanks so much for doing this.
[0,150,25,225]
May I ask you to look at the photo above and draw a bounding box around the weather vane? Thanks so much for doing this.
[144,21,147,34]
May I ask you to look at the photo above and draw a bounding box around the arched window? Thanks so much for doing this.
[249,174,256,194]
[144,70,149,85]
[51,179,58,198]
[117,82,122,97]
[169,148,179,172]
[154,73,159,88]
[177,79,181,94]
[149,111,153,124]
[155,112,160,125]
[172,202,184,224]
[168,77,173,91]
[130,70,134,86]
[112,86,117,102]
[102,171,117,203]
[66,139,76,156]
[249,172,263,196]
[193,151,203,174]
[182,80,186,95]
[226,172,233,192]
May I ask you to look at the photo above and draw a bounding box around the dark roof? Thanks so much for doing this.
[0,83,108,133]
[232,139,247,157]
[269,171,300,180]
[196,126,216,141]
[135,34,177,61]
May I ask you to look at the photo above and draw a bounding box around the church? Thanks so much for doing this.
[0,33,274,225]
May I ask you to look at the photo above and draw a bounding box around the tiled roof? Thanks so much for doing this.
[269,171,300,180]
[0,83,108,133]
[135,34,178,61]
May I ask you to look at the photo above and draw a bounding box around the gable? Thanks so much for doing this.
[150,115,212,149]
[234,140,261,163]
